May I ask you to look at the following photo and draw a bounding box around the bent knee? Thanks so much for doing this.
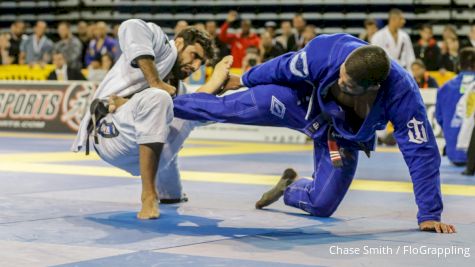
[302,203,337,218]
[145,88,173,105]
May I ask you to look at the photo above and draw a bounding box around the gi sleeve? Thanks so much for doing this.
[118,19,158,68]
[241,36,326,88]
[388,80,443,224]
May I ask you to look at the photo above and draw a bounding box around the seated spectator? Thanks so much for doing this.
[19,21,53,65]
[436,48,475,166]
[276,21,293,51]
[174,20,188,38]
[7,20,26,64]
[411,60,438,89]
[84,21,118,67]
[87,53,114,82]
[47,51,86,81]
[264,21,277,38]
[0,33,10,65]
[302,24,317,47]
[287,14,306,51]
[259,31,284,62]
[371,9,415,71]
[414,24,441,71]
[205,20,229,62]
[359,18,378,43]
[220,10,260,68]
[440,24,458,54]
[54,21,83,69]
[440,37,460,72]
[461,24,475,49]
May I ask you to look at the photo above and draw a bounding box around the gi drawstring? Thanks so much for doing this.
[327,126,343,168]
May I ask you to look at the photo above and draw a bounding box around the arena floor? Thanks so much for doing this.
[0,132,474,267]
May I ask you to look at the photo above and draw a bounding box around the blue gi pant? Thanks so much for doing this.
[174,84,359,217]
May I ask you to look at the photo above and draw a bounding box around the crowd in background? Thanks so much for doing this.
[0,8,474,87]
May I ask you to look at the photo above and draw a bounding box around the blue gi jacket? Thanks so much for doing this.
[436,71,475,164]
[242,34,443,224]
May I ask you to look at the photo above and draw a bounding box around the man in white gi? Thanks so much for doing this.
[371,8,415,71]
[72,19,232,219]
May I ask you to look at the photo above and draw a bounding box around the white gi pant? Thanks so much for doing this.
[93,88,198,199]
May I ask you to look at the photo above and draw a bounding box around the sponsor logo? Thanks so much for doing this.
[270,96,286,119]
[407,117,428,144]
[60,82,96,131]
[289,51,309,78]
[0,89,63,120]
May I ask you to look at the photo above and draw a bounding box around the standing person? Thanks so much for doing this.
[172,33,455,233]
[47,51,86,81]
[440,37,460,72]
[461,24,475,49]
[19,21,53,65]
[205,20,229,62]
[436,48,475,167]
[54,21,83,69]
[302,24,317,47]
[7,20,26,64]
[72,19,225,220]
[276,21,293,51]
[287,14,306,51]
[411,60,439,89]
[219,10,260,68]
[264,21,277,38]
[414,24,441,71]
[84,21,118,67]
[359,18,378,43]
[371,8,415,71]
[77,21,90,66]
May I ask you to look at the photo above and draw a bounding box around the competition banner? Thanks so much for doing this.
[0,81,96,132]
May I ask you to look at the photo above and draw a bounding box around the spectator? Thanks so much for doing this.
[440,24,458,54]
[287,14,306,51]
[414,24,441,71]
[264,21,277,38]
[259,31,285,62]
[411,60,439,89]
[112,24,120,40]
[7,20,26,64]
[19,21,54,65]
[241,46,261,72]
[84,21,118,67]
[0,33,10,65]
[87,53,114,82]
[219,10,260,68]
[205,20,229,62]
[47,51,86,81]
[371,8,415,70]
[174,20,188,37]
[77,21,91,66]
[436,47,475,167]
[461,24,475,49]
[302,24,317,47]
[440,37,460,72]
[359,18,378,43]
[54,21,83,69]
[276,21,293,51]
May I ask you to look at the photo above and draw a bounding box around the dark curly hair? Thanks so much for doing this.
[175,26,216,64]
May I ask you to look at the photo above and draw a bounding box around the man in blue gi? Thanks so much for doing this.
[436,47,475,167]
[172,33,455,233]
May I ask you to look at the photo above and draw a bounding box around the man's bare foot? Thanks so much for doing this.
[255,168,298,209]
[108,95,128,113]
[137,194,159,219]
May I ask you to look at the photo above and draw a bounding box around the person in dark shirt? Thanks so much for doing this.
[259,32,285,62]
[205,20,230,62]
[411,60,439,89]
[440,37,460,72]
[414,24,441,71]
[47,51,86,81]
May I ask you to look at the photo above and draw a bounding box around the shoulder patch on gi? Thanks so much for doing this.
[98,120,120,138]
[407,117,428,144]
[289,51,309,78]
[270,96,286,119]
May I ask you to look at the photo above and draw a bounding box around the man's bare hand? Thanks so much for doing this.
[227,10,238,23]
[419,221,456,234]
[222,74,242,91]
[152,81,176,96]
[108,95,128,113]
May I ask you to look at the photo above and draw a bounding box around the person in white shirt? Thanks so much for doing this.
[72,19,232,220]
[371,9,415,71]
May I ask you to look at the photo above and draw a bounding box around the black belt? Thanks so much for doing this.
[86,99,109,155]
